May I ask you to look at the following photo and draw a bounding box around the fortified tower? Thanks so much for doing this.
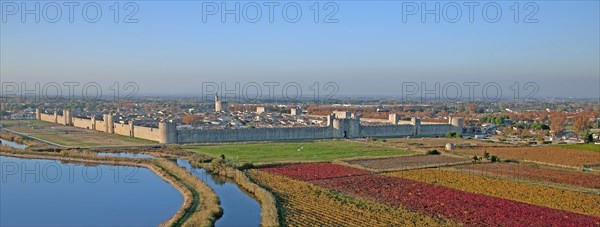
[63,109,68,126]
[389,113,400,124]
[291,106,301,116]
[103,114,115,133]
[129,120,135,137]
[449,117,463,134]
[35,108,41,120]
[68,109,73,126]
[53,110,58,124]
[91,115,97,130]
[411,117,421,135]
[158,121,177,144]
[331,112,361,138]
[326,114,335,127]
[63,109,73,126]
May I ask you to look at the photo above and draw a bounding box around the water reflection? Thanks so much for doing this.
[177,159,261,227]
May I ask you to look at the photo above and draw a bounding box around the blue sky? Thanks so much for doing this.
[1,1,599,99]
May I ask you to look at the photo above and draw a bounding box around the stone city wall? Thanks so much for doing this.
[37,109,462,144]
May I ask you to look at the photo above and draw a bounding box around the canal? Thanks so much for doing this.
[177,159,261,227]
[0,139,27,150]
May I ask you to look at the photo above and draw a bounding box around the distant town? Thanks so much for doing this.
[1,95,599,145]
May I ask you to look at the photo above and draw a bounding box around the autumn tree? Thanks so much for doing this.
[548,111,567,136]
[467,103,478,113]
[182,115,203,125]
[572,110,597,132]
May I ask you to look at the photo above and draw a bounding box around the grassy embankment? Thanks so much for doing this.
[1,120,156,147]
[0,130,47,147]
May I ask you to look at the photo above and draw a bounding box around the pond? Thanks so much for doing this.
[177,159,261,227]
[0,155,183,226]
[0,139,27,150]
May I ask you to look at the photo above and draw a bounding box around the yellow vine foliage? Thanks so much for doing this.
[386,169,600,217]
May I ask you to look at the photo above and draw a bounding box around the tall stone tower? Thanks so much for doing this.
[129,120,135,137]
[35,108,41,120]
[104,114,115,133]
[63,109,72,126]
[215,96,228,112]
[326,114,335,127]
[449,117,463,134]
[291,106,301,116]
[331,112,361,139]
[159,121,177,144]
[63,109,68,125]
[389,113,400,124]
[411,117,421,135]
[107,114,114,133]
[91,115,97,130]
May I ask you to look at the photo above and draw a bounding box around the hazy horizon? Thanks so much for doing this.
[1,1,599,99]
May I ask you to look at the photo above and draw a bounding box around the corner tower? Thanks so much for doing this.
[159,121,177,144]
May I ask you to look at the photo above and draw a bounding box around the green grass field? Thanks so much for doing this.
[558,144,600,152]
[183,140,413,164]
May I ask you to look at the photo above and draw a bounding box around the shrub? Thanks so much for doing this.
[483,151,490,160]
[426,149,441,155]
[490,155,499,162]
[238,162,255,170]
[584,133,594,143]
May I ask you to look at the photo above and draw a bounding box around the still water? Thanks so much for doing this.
[177,159,262,227]
[0,139,27,150]
[0,155,183,226]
